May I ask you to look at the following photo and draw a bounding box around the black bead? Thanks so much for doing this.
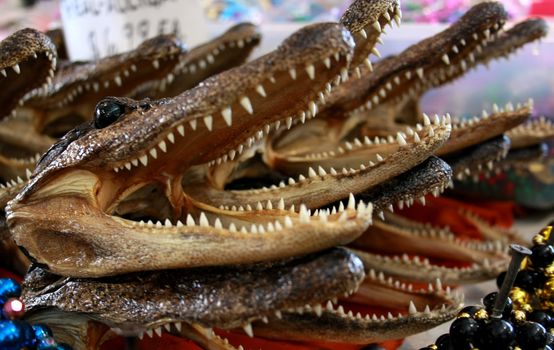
[436,333,453,350]
[496,271,507,289]
[459,305,484,317]
[516,321,548,349]
[361,344,385,350]
[515,270,545,292]
[528,311,552,329]
[450,317,479,350]
[530,244,554,268]
[474,319,515,350]
[483,292,512,319]
[94,100,126,129]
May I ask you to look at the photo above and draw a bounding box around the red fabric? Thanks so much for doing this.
[397,196,515,240]
[530,0,554,16]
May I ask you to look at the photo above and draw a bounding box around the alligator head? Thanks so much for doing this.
[0,28,57,121]
[7,22,374,278]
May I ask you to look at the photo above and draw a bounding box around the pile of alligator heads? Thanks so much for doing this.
[0,1,552,349]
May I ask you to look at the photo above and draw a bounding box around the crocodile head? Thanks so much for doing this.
[0,28,57,121]
[7,22,374,278]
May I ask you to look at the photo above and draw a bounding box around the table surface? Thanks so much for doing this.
[399,210,554,349]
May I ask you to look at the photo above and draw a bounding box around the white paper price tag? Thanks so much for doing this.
[59,0,209,61]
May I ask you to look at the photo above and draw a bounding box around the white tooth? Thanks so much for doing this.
[114,76,122,86]
[189,119,197,130]
[289,68,297,80]
[255,84,266,97]
[376,154,384,162]
[441,54,450,65]
[186,214,195,226]
[152,60,160,69]
[284,216,293,228]
[139,155,148,166]
[305,64,315,80]
[308,167,317,178]
[203,115,213,131]
[493,103,499,113]
[422,113,431,126]
[309,101,318,116]
[146,329,154,338]
[124,162,132,170]
[177,125,185,136]
[220,107,232,126]
[158,140,167,153]
[199,213,209,227]
[371,47,381,58]
[242,323,254,338]
[359,28,368,39]
[240,96,254,114]
[394,14,401,26]
[0,69,6,77]
[347,193,355,209]
[12,64,20,74]
[397,132,407,146]
[323,57,331,69]
[408,301,417,314]
[364,58,373,71]
[416,67,424,79]
[372,21,382,32]
[167,132,175,144]
[149,148,158,159]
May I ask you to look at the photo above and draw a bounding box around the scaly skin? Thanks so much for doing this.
[0,28,57,121]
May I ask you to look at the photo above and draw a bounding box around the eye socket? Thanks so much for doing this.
[94,100,126,129]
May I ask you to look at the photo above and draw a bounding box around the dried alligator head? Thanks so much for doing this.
[7,22,375,278]
[0,28,57,121]
[22,248,365,349]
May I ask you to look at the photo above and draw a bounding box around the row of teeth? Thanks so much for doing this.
[302,114,448,160]
[3,51,57,117]
[354,3,402,74]
[452,100,532,129]
[113,52,346,172]
[351,24,501,114]
[2,153,41,165]
[130,195,373,232]
[453,155,507,181]
[245,120,449,195]
[368,252,498,272]
[508,115,553,135]
[0,169,32,189]
[375,183,448,220]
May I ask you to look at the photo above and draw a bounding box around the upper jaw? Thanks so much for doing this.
[0,28,57,121]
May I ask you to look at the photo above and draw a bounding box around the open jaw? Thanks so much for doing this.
[350,212,509,283]
[141,22,262,99]
[249,265,462,345]
[334,1,507,119]
[22,248,365,349]
[208,114,452,210]
[7,22,365,278]
[22,34,187,137]
[0,28,57,121]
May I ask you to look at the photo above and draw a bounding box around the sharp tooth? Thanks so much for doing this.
[240,96,254,114]
[242,323,254,338]
[305,64,315,80]
[371,47,381,58]
[166,132,175,144]
[219,107,232,126]
[492,103,499,113]
[199,212,209,227]
[441,54,450,65]
[309,101,318,116]
[289,68,297,80]
[364,58,373,71]
[146,329,153,338]
[149,148,158,159]
[397,132,407,146]
[154,327,162,337]
[12,64,20,74]
[189,119,197,130]
[177,125,185,136]
[422,113,431,126]
[114,76,122,86]
[372,21,382,32]
[409,301,417,314]
[186,214,195,226]
[255,84,266,97]
[124,162,132,170]
[359,28,368,39]
[158,140,167,153]
[318,166,327,176]
[416,67,424,79]
[394,14,401,26]
[153,60,160,69]
[308,167,317,178]
[347,193,355,209]
[139,155,148,166]
[203,115,213,131]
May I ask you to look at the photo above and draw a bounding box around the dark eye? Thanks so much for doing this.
[94,100,125,128]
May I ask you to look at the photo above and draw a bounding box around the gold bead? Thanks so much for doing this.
[510,287,530,307]
[521,303,533,313]
[534,235,547,245]
[512,310,526,322]
[474,309,488,320]
[457,312,471,319]
[429,345,438,350]
[545,264,554,276]
[520,256,530,270]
